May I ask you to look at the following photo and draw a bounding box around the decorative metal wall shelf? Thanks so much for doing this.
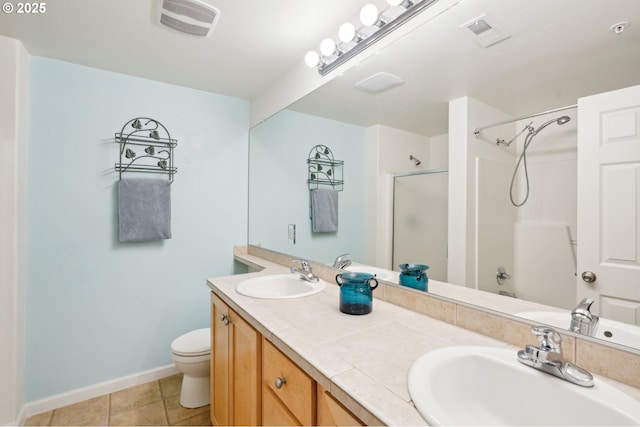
[115,117,177,182]
[307,145,344,191]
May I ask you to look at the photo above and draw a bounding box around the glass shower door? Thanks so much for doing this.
[392,170,448,282]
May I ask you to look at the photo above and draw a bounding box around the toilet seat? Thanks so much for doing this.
[171,328,210,357]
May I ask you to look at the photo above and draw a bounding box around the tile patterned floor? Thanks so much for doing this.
[24,374,212,426]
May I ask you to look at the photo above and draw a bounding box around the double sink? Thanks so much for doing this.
[234,273,640,425]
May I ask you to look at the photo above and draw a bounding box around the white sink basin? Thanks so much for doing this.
[236,273,327,299]
[518,311,640,348]
[345,265,394,281]
[408,346,640,426]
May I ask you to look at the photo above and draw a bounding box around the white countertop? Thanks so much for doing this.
[208,257,518,425]
[208,253,640,425]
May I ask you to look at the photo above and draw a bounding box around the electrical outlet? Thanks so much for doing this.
[288,224,296,244]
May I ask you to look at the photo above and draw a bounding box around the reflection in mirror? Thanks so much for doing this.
[249,0,640,350]
[392,169,448,282]
[249,109,370,265]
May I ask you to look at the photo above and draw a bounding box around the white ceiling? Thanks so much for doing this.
[0,0,369,99]
[290,0,640,136]
[1,0,639,136]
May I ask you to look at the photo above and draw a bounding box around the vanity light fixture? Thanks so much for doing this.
[305,0,440,75]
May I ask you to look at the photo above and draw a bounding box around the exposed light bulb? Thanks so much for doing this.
[360,4,379,26]
[319,38,337,56]
[304,51,320,67]
[338,22,356,43]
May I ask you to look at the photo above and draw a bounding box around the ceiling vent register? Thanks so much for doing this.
[460,13,510,47]
[157,0,220,37]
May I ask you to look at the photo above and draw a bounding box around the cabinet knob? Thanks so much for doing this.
[220,314,231,326]
[274,376,287,389]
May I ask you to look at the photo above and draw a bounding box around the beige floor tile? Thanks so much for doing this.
[159,374,183,399]
[110,381,162,416]
[109,401,168,426]
[163,394,209,426]
[173,410,212,426]
[50,395,109,426]
[24,411,53,426]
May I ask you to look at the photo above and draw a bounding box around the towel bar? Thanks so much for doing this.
[115,117,177,182]
[307,144,343,191]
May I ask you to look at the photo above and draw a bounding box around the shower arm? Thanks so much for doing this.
[474,104,577,137]
[497,122,533,146]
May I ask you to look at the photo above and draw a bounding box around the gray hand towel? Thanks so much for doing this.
[310,188,338,233]
[118,178,172,242]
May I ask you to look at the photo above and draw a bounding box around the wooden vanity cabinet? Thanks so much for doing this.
[317,384,365,426]
[211,290,368,426]
[262,337,316,426]
[211,293,261,426]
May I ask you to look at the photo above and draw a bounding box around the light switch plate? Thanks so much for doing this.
[288,224,296,244]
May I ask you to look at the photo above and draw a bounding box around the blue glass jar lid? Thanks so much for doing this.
[399,263,429,271]
[338,271,376,280]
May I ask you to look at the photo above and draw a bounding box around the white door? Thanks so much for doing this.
[577,84,640,325]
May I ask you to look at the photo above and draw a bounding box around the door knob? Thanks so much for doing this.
[581,271,597,283]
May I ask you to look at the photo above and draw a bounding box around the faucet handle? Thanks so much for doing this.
[333,253,352,268]
[572,298,597,320]
[531,326,562,352]
[292,258,311,271]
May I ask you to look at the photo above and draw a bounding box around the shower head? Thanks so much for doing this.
[532,115,571,135]
[511,114,572,207]
[409,155,421,166]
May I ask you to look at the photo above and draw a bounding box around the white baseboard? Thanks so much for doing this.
[2,405,26,426]
[21,364,179,420]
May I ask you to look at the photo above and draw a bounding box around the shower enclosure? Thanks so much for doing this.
[475,109,578,309]
[392,169,448,282]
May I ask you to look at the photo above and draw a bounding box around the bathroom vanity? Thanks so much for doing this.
[210,286,366,426]
[207,248,640,425]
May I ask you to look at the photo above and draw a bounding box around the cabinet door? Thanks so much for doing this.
[211,294,230,426]
[317,384,364,426]
[230,310,261,426]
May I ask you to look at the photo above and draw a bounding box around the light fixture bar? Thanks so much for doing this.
[317,0,439,76]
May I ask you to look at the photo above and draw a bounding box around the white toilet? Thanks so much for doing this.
[171,328,211,408]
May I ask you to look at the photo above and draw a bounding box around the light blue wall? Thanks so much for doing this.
[249,109,367,265]
[25,58,249,401]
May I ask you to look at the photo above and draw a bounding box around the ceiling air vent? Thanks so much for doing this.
[354,72,405,94]
[157,0,220,37]
[460,14,510,47]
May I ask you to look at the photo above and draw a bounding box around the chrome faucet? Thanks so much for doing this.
[333,253,352,269]
[570,297,599,336]
[291,259,319,283]
[517,326,594,387]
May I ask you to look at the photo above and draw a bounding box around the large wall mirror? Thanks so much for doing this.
[249,0,640,351]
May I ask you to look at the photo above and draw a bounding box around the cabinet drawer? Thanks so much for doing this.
[262,338,315,425]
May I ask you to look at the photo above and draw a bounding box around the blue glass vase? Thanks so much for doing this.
[335,272,379,315]
[399,264,429,291]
